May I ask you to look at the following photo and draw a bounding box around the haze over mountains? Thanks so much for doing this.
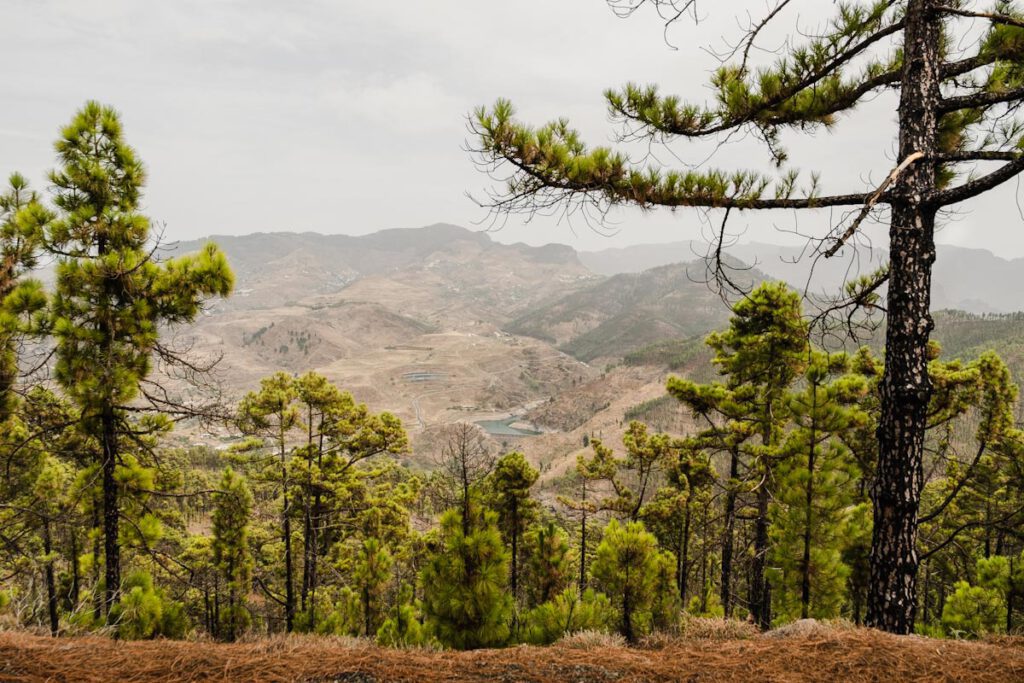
[579,240,1024,313]
[171,223,1024,473]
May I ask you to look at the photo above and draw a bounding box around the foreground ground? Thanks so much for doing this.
[2,625,1023,683]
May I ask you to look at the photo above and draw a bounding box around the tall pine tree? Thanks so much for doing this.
[41,102,233,617]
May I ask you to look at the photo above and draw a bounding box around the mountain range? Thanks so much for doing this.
[165,223,1024,475]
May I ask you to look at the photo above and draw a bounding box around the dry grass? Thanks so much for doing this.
[558,629,628,649]
[3,625,1024,682]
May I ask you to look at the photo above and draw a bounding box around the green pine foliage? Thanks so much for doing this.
[942,581,1006,637]
[111,571,188,640]
[376,584,428,648]
[420,501,512,649]
[590,519,678,642]
[212,468,253,641]
[523,522,573,609]
[770,352,868,621]
[521,588,616,645]
[488,452,539,603]
[353,538,393,637]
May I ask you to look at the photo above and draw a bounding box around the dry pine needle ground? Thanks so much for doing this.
[1,626,1023,683]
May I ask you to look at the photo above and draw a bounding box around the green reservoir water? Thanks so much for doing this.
[476,418,541,437]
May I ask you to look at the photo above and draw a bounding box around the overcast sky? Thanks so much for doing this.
[2,0,1022,255]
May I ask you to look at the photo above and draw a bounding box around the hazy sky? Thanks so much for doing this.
[2,0,1022,255]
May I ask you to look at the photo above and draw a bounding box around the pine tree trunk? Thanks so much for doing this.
[579,483,587,594]
[301,410,313,615]
[720,448,739,617]
[867,0,940,635]
[101,407,121,620]
[801,385,819,620]
[1008,556,1015,634]
[281,433,295,632]
[309,431,325,630]
[301,502,312,613]
[699,503,709,614]
[679,502,691,604]
[283,489,294,632]
[750,483,771,629]
[91,502,102,624]
[70,529,80,612]
[511,500,519,601]
[622,582,634,643]
[43,518,58,636]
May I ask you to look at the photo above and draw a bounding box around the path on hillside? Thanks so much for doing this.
[408,344,571,430]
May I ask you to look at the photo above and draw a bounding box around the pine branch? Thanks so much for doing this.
[935,5,1024,30]
[606,17,905,139]
[940,86,1024,112]
[931,155,1024,205]
[824,151,925,258]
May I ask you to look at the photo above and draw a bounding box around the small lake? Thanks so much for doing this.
[476,417,542,437]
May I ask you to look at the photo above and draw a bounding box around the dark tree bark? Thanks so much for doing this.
[679,501,691,604]
[750,483,771,629]
[720,448,740,618]
[510,497,519,600]
[867,0,941,635]
[282,453,295,633]
[801,383,819,619]
[43,518,58,636]
[91,502,102,623]
[101,407,120,619]
[69,528,80,612]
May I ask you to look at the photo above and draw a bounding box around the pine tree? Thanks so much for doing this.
[376,583,427,647]
[236,372,299,631]
[212,468,253,642]
[590,519,676,642]
[669,281,808,626]
[558,441,617,594]
[36,102,233,618]
[770,352,868,621]
[0,174,45,422]
[641,441,715,605]
[471,0,1024,633]
[523,522,573,609]
[488,451,539,602]
[420,501,511,649]
[522,588,616,645]
[353,538,392,637]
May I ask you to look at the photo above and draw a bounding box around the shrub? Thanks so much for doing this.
[942,581,1006,637]
[111,571,188,639]
[522,588,616,645]
[376,585,428,648]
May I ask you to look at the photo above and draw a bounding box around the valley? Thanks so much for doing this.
[169,223,1024,486]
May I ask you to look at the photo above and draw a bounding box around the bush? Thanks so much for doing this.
[522,588,616,645]
[942,581,1006,637]
[376,585,429,648]
[111,571,188,639]
[558,629,628,649]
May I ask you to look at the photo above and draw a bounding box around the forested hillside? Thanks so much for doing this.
[4,56,1024,683]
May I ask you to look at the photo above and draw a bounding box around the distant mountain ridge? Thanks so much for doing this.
[506,262,755,362]
[156,223,1024,477]
[175,224,1024,315]
[174,223,586,313]
[579,240,1024,314]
